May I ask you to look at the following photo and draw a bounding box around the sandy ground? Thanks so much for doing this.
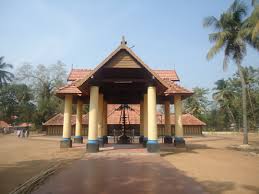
[162,134,259,194]
[0,134,259,194]
[0,134,85,194]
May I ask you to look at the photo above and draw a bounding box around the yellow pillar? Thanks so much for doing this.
[147,86,159,152]
[87,86,99,152]
[164,100,171,136]
[174,95,183,137]
[97,93,103,138]
[140,100,144,136]
[102,100,108,136]
[74,99,83,143]
[60,94,72,148]
[143,94,148,138]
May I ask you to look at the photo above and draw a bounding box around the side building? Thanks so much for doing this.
[43,104,205,136]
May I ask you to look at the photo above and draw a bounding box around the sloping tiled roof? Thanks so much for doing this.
[164,81,193,95]
[56,81,84,96]
[67,69,92,81]
[68,69,180,82]
[59,68,191,96]
[43,113,89,126]
[43,105,205,126]
[157,113,206,126]
[0,121,10,128]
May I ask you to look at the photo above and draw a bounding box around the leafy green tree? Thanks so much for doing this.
[203,0,259,144]
[0,84,36,124]
[16,61,67,127]
[0,56,14,87]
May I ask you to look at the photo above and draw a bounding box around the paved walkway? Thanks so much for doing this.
[33,152,205,194]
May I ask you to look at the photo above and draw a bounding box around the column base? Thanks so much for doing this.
[142,137,148,148]
[139,135,144,144]
[74,136,83,143]
[87,140,99,153]
[164,135,173,144]
[147,140,159,153]
[98,137,104,147]
[60,138,72,148]
[103,135,108,144]
[174,137,185,147]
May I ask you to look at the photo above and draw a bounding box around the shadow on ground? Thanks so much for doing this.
[160,143,213,157]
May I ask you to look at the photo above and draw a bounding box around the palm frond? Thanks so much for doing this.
[251,20,259,41]
[209,31,231,43]
[207,38,225,60]
[229,0,248,21]
[203,16,221,29]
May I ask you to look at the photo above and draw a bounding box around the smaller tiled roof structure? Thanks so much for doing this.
[43,105,206,126]
[0,121,10,128]
[43,113,89,126]
[157,113,206,126]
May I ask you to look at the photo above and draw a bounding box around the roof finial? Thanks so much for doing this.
[121,36,127,45]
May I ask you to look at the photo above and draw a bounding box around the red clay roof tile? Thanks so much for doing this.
[67,69,180,82]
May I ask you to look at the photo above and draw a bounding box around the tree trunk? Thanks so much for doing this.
[227,104,236,130]
[237,63,248,144]
[247,86,256,129]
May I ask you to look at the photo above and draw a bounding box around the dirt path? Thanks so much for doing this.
[0,135,85,194]
[163,134,259,194]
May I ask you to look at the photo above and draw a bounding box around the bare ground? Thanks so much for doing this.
[0,134,85,194]
[162,134,259,194]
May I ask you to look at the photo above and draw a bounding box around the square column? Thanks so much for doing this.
[87,86,99,152]
[174,94,185,147]
[74,99,83,143]
[60,94,72,148]
[97,93,104,146]
[147,86,159,152]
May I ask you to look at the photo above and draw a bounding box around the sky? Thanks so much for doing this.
[1,0,259,91]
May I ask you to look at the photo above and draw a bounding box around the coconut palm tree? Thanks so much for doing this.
[213,79,236,128]
[243,3,259,44]
[0,56,14,87]
[203,0,259,144]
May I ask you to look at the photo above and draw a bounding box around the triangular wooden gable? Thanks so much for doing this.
[76,43,169,89]
[104,49,141,69]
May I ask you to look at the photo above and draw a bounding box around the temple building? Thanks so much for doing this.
[56,37,195,153]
